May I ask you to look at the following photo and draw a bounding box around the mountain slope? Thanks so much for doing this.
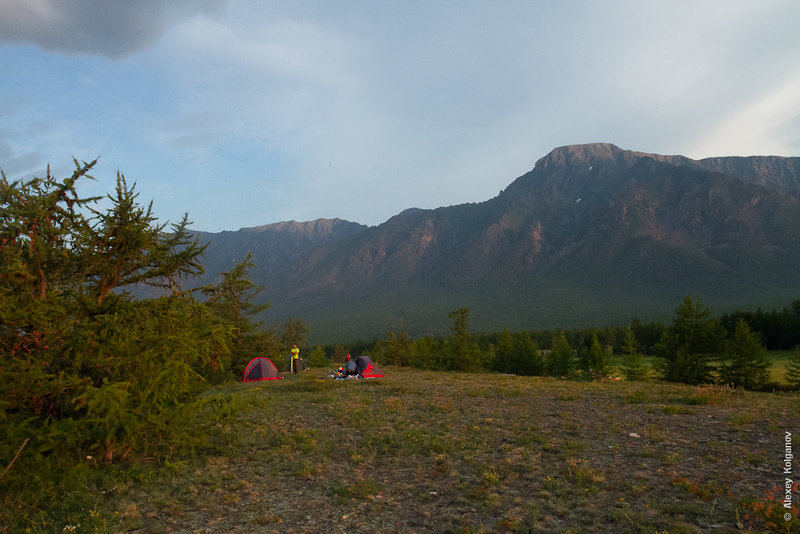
[192,218,367,292]
[194,143,800,342]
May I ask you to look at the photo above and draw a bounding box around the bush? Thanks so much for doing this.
[0,160,249,506]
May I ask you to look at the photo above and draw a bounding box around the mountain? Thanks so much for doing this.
[192,143,800,342]
[194,218,367,282]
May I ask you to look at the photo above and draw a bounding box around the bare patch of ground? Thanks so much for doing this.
[58,370,800,532]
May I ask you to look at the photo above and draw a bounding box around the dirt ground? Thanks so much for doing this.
[86,370,800,533]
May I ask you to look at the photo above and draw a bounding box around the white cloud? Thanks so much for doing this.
[693,76,800,158]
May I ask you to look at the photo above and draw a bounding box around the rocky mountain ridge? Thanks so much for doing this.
[191,143,800,342]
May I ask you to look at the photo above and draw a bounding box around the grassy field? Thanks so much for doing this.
[636,352,796,388]
[767,351,798,385]
[10,367,800,533]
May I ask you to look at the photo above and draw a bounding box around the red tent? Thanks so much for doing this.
[243,357,282,382]
[355,356,384,379]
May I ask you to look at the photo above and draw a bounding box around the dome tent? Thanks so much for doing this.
[354,356,384,379]
[243,357,282,381]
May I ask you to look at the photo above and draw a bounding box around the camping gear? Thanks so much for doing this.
[328,370,361,380]
[286,356,309,373]
[243,357,283,381]
[323,356,385,380]
[354,356,384,379]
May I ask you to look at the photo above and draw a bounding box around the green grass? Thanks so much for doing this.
[3,368,799,533]
[767,350,797,384]
[614,352,796,387]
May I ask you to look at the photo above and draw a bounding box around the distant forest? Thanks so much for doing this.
[322,298,800,391]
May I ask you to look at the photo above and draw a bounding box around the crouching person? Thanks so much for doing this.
[339,354,357,378]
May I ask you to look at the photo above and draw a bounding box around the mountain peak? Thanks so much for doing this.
[191,144,800,341]
[537,143,624,167]
[536,143,695,170]
[240,218,366,237]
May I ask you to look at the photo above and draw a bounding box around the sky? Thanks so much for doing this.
[1,1,799,232]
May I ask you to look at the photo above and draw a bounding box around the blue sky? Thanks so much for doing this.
[1,1,799,232]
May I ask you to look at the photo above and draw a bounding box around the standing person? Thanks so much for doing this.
[291,345,300,374]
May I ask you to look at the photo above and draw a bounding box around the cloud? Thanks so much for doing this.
[0,0,227,58]
[157,5,549,219]
[0,141,44,177]
[693,76,800,158]
[138,0,800,228]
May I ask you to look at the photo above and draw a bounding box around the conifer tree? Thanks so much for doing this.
[1,159,226,475]
[547,331,574,377]
[619,327,649,380]
[396,321,410,366]
[77,173,206,306]
[655,295,723,384]
[494,328,516,373]
[717,319,771,390]
[784,346,800,389]
[201,252,270,370]
[1,160,99,304]
[444,307,483,371]
[589,331,612,379]
[384,323,410,366]
[408,336,440,370]
[513,332,544,376]
[381,331,398,364]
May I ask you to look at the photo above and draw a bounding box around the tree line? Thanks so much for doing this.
[335,297,800,391]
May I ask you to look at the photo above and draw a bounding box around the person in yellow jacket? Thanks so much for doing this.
[291,345,300,373]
